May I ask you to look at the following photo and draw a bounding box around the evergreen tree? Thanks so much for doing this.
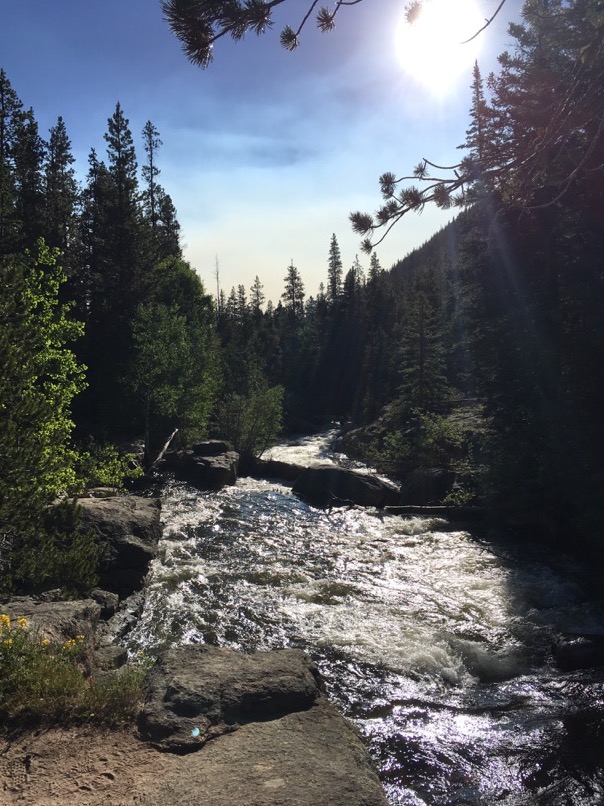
[43,116,79,258]
[0,70,23,255]
[154,187,181,259]
[464,62,488,165]
[327,233,343,303]
[141,120,181,260]
[397,267,448,412]
[368,252,383,282]
[12,108,45,251]
[250,275,265,314]
[281,260,305,320]
[236,284,248,323]
[77,104,147,431]
[141,120,161,237]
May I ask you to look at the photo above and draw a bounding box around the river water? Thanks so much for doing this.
[123,432,604,804]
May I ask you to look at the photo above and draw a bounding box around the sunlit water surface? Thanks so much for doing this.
[120,432,604,804]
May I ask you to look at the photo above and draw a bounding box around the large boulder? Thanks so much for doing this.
[191,439,231,456]
[137,644,388,805]
[77,494,162,596]
[138,645,322,752]
[140,700,388,806]
[292,464,400,508]
[246,456,306,483]
[166,449,239,490]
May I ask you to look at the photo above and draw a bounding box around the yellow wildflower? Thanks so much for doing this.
[0,614,10,631]
[3,638,13,647]
[41,638,51,646]
[18,617,28,629]
[76,634,85,642]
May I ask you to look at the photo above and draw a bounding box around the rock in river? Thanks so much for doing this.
[293,463,400,508]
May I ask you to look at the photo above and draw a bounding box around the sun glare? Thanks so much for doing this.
[395,0,484,94]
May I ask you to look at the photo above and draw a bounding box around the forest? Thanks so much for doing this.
[1,0,603,595]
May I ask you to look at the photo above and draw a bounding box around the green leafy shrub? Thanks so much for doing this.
[0,614,146,726]
[367,409,481,480]
[10,499,103,595]
[75,440,142,489]
[216,383,284,458]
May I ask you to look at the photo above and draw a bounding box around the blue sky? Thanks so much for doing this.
[1,0,522,304]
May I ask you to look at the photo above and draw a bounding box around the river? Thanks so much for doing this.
[121,431,604,804]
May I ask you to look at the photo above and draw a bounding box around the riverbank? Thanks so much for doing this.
[0,485,389,806]
[1,699,387,806]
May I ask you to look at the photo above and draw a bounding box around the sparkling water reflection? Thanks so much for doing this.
[123,432,604,804]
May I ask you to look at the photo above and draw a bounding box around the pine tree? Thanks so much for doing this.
[12,108,45,251]
[141,120,161,237]
[282,260,305,320]
[0,70,23,255]
[77,104,147,431]
[141,120,181,260]
[397,267,448,412]
[368,252,382,282]
[43,116,79,256]
[327,233,343,303]
[250,275,265,314]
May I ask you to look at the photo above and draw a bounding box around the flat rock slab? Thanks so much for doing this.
[0,596,101,647]
[139,645,322,752]
[0,707,388,805]
[139,700,388,806]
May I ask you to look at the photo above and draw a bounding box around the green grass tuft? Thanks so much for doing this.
[0,614,146,727]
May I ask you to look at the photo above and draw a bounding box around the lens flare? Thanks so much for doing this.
[395,0,484,94]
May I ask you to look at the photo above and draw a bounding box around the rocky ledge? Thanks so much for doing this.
[1,490,389,805]
[136,644,388,805]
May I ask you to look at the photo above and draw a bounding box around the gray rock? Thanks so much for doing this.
[247,457,306,482]
[293,464,400,508]
[191,440,231,456]
[77,495,162,596]
[89,588,120,619]
[139,700,388,806]
[138,645,322,752]
[0,597,100,658]
[169,450,239,490]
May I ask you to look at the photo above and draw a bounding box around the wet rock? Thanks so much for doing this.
[246,456,306,483]
[138,645,322,752]
[77,495,162,597]
[554,634,604,671]
[292,463,400,508]
[167,450,239,490]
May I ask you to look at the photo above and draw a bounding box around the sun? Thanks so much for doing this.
[395,0,484,94]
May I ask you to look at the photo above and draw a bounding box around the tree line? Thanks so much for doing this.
[0,73,222,591]
[1,0,603,591]
[209,0,604,559]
